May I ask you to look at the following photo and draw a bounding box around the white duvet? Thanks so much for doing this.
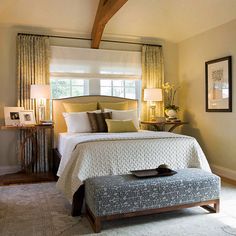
[56,131,211,202]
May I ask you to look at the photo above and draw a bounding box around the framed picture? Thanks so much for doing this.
[4,107,24,126]
[205,56,232,112]
[19,110,36,125]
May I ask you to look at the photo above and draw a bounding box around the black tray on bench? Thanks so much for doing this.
[130,168,177,178]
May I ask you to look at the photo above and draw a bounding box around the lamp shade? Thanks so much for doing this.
[30,85,50,99]
[144,88,162,102]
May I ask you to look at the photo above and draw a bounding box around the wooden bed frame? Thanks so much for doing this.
[52,95,138,216]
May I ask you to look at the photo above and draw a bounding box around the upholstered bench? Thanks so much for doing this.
[85,168,220,233]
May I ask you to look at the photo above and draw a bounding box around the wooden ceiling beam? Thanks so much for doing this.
[91,0,128,49]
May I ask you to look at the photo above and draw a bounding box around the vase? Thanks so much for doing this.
[165,109,177,119]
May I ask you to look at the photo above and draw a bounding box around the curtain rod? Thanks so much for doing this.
[17,33,162,47]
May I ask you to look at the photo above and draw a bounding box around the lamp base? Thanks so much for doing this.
[150,105,156,121]
[38,105,45,122]
[150,116,156,121]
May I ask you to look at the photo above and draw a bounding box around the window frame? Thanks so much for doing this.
[50,77,89,99]
[99,79,141,99]
[50,76,141,101]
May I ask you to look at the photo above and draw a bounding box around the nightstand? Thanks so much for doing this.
[140,121,188,132]
[1,124,54,173]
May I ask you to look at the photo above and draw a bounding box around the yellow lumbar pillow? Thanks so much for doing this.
[98,101,128,110]
[105,119,138,133]
[63,102,97,112]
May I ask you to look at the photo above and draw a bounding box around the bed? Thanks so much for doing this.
[52,95,211,216]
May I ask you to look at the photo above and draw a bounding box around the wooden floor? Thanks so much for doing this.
[0,171,56,186]
[221,176,236,186]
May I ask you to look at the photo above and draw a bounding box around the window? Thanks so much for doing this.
[50,78,89,99]
[100,80,140,99]
[50,46,141,100]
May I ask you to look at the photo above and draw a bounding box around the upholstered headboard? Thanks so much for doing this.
[52,95,138,142]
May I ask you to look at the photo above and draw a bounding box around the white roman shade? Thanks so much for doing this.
[50,46,141,80]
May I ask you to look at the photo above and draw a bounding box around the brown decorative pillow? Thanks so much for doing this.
[87,112,112,132]
[87,112,98,132]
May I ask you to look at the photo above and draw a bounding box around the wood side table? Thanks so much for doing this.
[1,124,54,173]
[140,121,189,132]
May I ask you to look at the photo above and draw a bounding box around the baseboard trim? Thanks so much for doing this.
[0,165,21,176]
[211,164,236,181]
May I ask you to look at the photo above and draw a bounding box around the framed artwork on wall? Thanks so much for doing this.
[19,110,36,125]
[205,56,232,112]
[4,107,24,126]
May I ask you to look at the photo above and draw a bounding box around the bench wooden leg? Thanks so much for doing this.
[94,218,101,233]
[86,204,101,233]
[201,199,220,213]
[214,199,220,213]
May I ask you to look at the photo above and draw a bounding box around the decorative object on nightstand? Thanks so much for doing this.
[162,82,180,120]
[39,120,54,125]
[144,88,163,121]
[30,84,50,122]
[140,120,188,132]
[19,110,36,125]
[4,107,24,126]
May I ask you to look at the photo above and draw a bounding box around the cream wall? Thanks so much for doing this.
[178,19,236,172]
[0,25,178,172]
[0,26,18,170]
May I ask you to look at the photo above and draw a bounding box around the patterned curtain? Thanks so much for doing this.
[17,34,50,173]
[141,45,164,121]
[17,34,50,119]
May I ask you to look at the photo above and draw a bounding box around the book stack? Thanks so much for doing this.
[39,120,54,125]
[166,117,181,122]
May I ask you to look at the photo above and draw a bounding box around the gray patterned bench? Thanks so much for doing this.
[85,168,220,233]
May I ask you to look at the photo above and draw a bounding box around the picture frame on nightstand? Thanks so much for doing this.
[4,107,24,126]
[19,110,36,125]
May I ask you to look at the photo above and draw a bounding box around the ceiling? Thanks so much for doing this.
[1,0,236,43]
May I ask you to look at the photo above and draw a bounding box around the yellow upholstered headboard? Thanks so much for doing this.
[52,95,138,143]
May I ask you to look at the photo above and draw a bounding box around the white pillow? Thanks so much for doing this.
[63,110,101,133]
[104,109,139,129]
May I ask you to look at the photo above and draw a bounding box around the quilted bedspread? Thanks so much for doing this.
[56,131,211,201]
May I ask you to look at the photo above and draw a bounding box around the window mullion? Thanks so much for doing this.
[124,81,126,98]
[69,79,71,97]
[111,80,113,96]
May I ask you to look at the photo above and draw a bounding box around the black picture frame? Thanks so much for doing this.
[205,56,232,112]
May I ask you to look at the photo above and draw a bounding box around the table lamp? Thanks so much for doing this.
[144,88,163,121]
[30,84,50,122]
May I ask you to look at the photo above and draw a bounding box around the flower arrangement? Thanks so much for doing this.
[162,82,180,111]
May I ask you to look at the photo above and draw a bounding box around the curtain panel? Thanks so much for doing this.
[17,34,50,173]
[141,45,164,121]
[17,34,50,118]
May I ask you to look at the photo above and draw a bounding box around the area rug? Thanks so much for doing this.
[0,182,236,236]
